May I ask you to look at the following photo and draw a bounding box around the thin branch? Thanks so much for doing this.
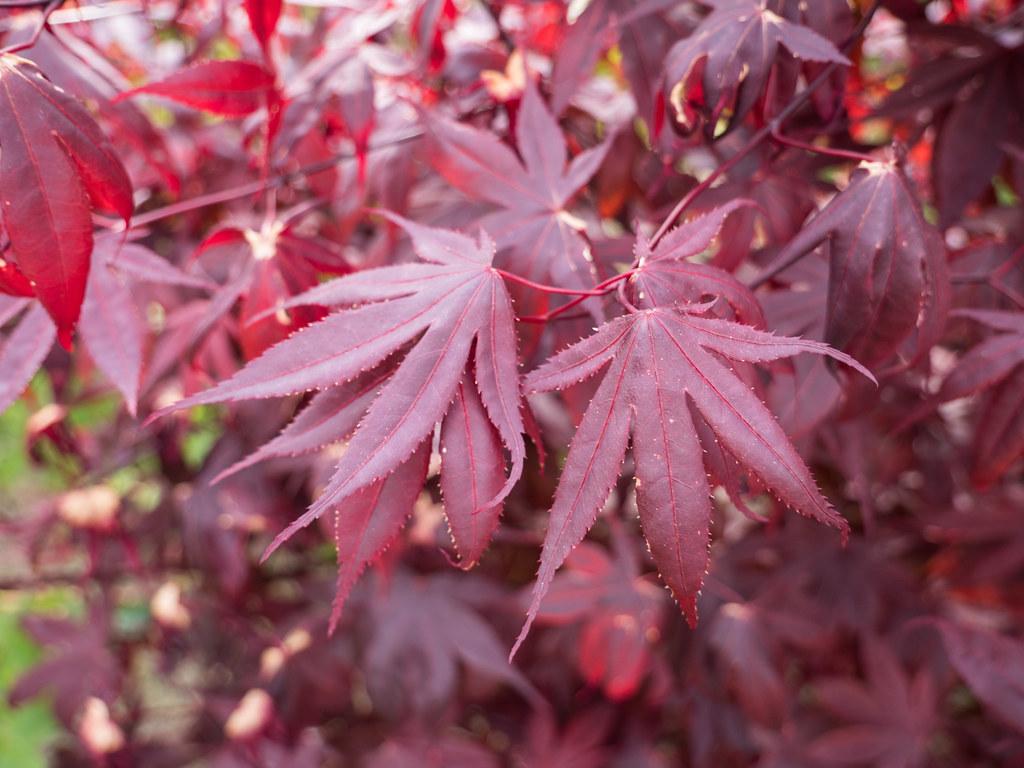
[648,0,882,249]
[125,129,424,230]
[517,271,634,323]
[771,127,875,164]
[495,269,622,297]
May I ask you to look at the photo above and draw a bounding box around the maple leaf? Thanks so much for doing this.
[808,636,938,768]
[0,54,133,347]
[511,304,873,655]
[364,572,539,716]
[664,0,849,136]
[913,309,1024,487]
[20,31,180,195]
[9,606,121,727]
[551,0,681,126]
[425,76,611,297]
[160,215,526,575]
[534,537,663,700]
[759,254,843,435]
[515,707,613,768]
[877,26,1024,224]
[766,161,949,369]
[0,238,205,416]
[934,620,1024,736]
[116,60,278,117]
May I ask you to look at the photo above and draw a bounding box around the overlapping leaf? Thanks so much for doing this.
[626,201,764,324]
[0,54,133,346]
[512,304,872,655]
[426,77,611,296]
[161,216,527,587]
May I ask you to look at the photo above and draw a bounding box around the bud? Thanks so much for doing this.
[58,486,119,532]
[151,582,191,630]
[224,689,273,741]
[78,697,125,755]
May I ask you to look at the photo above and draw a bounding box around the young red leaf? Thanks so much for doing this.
[244,0,284,57]
[0,250,34,297]
[512,305,872,656]
[665,0,849,135]
[0,54,133,347]
[116,60,277,117]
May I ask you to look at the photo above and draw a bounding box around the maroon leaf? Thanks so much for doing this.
[161,217,526,581]
[627,201,764,324]
[79,248,144,416]
[766,161,948,368]
[440,374,507,567]
[809,636,938,768]
[665,0,848,135]
[427,77,611,296]
[325,443,430,630]
[512,304,871,655]
[910,310,1024,487]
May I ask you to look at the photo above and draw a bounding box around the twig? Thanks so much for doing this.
[770,127,875,164]
[125,129,424,230]
[517,271,634,323]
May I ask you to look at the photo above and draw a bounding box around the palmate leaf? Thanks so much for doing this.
[511,305,873,656]
[159,215,527,610]
[425,76,611,295]
[0,54,133,347]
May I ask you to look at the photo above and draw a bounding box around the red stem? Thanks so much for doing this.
[771,128,875,164]
[0,0,60,54]
[495,269,622,297]
[517,271,634,323]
